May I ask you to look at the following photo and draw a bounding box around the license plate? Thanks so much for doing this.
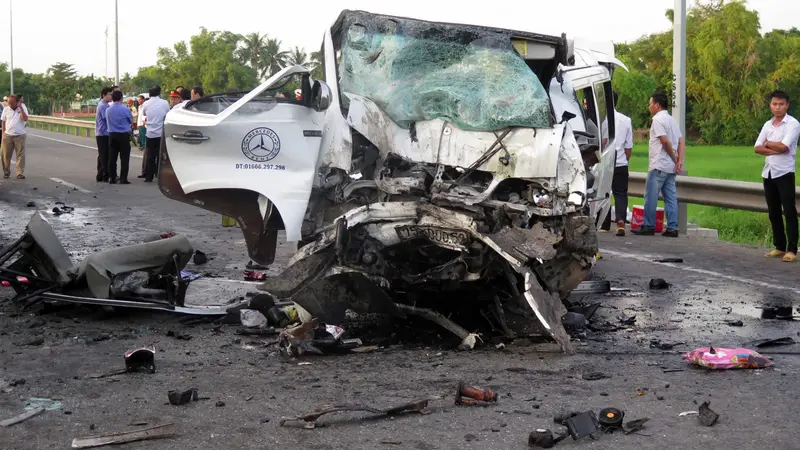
[395,225,470,247]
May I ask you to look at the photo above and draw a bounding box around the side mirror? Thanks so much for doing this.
[312,81,332,112]
[560,111,577,124]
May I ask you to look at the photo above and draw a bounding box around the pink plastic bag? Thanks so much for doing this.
[683,346,774,370]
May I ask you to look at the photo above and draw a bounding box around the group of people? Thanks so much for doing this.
[95,84,204,184]
[0,94,29,179]
[604,89,798,262]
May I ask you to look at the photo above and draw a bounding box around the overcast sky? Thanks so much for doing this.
[0,0,797,77]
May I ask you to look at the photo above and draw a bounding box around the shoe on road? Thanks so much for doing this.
[615,221,626,237]
[631,228,655,236]
[782,252,797,263]
[765,250,786,258]
[662,229,679,238]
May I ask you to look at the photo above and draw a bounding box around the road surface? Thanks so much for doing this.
[1,130,798,449]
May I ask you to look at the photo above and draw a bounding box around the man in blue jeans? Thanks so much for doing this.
[632,92,685,237]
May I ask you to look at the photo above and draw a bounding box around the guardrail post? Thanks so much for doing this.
[679,169,688,234]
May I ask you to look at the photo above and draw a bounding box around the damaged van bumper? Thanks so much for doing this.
[258,201,597,354]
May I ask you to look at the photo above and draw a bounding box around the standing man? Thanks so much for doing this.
[105,90,134,184]
[755,90,800,263]
[609,92,634,236]
[632,92,685,238]
[142,85,170,183]
[1,94,29,179]
[95,87,113,182]
[191,85,204,100]
[137,95,148,178]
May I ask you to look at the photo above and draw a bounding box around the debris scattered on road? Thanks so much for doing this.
[239,309,268,328]
[168,388,199,406]
[166,330,192,340]
[622,418,650,434]
[597,407,624,429]
[698,401,719,427]
[648,279,669,290]
[653,258,683,263]
[528,429,567,448]
[564,411,600,440]
[279,397,435,429]
[562,312,586,330]
[573,280,611,294]
[753,337,795,348]
[193,250,208,265]
[725,320,744,327]
[567,302,601,320]
[124,347,156,373]
[71,423,177,448]
[581,372,610,381]
[683,346,774,370]
[455,381,497,406]
[650,339,682,351]
[51,205,75,216]
[618,314,637,326]
[679,411,698,417]
[215,401,226,407]
[662,369,684,374]
[26,201,36,208]
[25,397,62,411]
[0,407,45,427]
[21,337,44,346]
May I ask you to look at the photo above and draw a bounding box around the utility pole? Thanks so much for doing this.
[114,0,120,86]
[105,26,109,79]
[673,0,688,234]
[9,0,14,94]
[672,0,687,138]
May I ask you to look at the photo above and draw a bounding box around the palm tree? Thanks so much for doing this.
[237,32,267,73]
[309,50,323,79]
[259,38,288,78]
[287,46,309,67]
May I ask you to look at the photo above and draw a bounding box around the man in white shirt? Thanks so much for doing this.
[632,92,685,237]
[602,92,634,237]
[141,85,171,182]
[1,94,29,179]
[755,90,800,262]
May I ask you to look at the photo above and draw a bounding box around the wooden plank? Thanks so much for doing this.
[71,423,176,449]
[0,407,45,427]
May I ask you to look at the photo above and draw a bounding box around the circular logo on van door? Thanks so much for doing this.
[241,127,281,162]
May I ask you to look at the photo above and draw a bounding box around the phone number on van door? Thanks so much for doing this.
[235,164,286,171]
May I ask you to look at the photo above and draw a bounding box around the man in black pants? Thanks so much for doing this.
[105,90,134,184]
[95,87,113,182]
[755,90,800,262]
[141,85,170,182]
[602,92,634,236]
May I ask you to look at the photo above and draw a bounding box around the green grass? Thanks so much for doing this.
[72,116,96,122]
[626,143,791,247]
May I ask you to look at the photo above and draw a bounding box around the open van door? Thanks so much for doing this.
[158,66,332,264]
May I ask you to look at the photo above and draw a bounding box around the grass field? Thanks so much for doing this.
[626,143,791,247]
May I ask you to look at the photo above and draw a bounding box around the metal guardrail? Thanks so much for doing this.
[27,115,95,138]
[628,171,800,233]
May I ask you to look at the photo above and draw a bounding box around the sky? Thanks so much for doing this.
[0,0,797,78]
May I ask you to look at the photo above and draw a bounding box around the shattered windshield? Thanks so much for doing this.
[338,13,553,132]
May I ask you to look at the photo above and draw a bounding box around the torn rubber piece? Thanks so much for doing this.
[124,347,156,374]
[698,401,719,427]
[279,397,435,429]
[622,418,650,434]
[649,279,669,290]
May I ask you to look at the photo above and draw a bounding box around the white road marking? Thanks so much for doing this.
[49,177,93,194]
[602,249,800,295]
[28,133,143,159]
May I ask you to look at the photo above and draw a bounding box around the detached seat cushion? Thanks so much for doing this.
[71,235,194,299]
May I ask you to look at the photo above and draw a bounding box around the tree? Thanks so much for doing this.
[310,50,323,80]
[153,28,259,94]
[43,62,78,111]
[287,47,308,67]
[260,38,288,78]
[237,32,268,73]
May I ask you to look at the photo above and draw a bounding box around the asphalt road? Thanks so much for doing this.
[1,130,799,449]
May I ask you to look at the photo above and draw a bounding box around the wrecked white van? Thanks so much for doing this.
[158,10,619,353]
